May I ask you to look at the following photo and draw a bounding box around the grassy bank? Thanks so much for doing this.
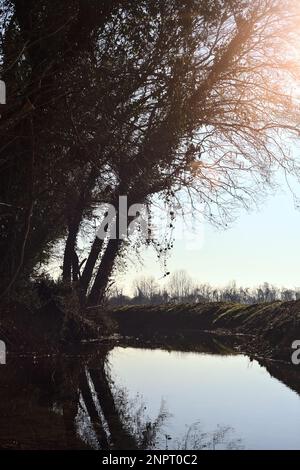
[111,300,300,362]
[1,296,300,362]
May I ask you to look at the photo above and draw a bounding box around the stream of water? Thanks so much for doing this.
[0,341,299,449]
[107,346,300,450]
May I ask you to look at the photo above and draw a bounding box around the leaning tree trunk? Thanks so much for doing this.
[82,190,124,304]
[88,236,123,306]
[80,236,104,296]
[86,191,144,305]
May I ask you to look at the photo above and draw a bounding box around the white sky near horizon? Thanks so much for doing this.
[115,174,300,296]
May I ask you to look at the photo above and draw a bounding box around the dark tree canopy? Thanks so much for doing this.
[0,0,300,305]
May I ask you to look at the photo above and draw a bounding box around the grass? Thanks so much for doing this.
[110,299,300,361]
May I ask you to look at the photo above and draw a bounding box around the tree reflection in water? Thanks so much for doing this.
[6,339,299,450]
[78,364,244,450]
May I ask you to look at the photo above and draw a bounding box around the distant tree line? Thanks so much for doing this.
[108,271,300,306]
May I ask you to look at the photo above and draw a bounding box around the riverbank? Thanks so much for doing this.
[1,299,300,449]
[1,298,300,363]
[110,300,300,362]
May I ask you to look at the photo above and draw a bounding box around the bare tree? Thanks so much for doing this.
[2,1,300,314]
[167,270,193,302]
[84,0,300,306]
[133,276,159,303]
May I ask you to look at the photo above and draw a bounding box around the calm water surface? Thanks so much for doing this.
[1,343,300,449]
[108,347,300,450]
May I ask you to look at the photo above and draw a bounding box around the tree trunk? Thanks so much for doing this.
[80,237,104,296]
[87,192,142,306]
[88,237,123,306]
[62,220,81,283]
[82,190,123,303]
[62,168,97,283]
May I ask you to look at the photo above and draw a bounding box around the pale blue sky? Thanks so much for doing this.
[116,179,300,295]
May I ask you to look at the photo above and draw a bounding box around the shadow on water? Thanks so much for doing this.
[0,333,298,450]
